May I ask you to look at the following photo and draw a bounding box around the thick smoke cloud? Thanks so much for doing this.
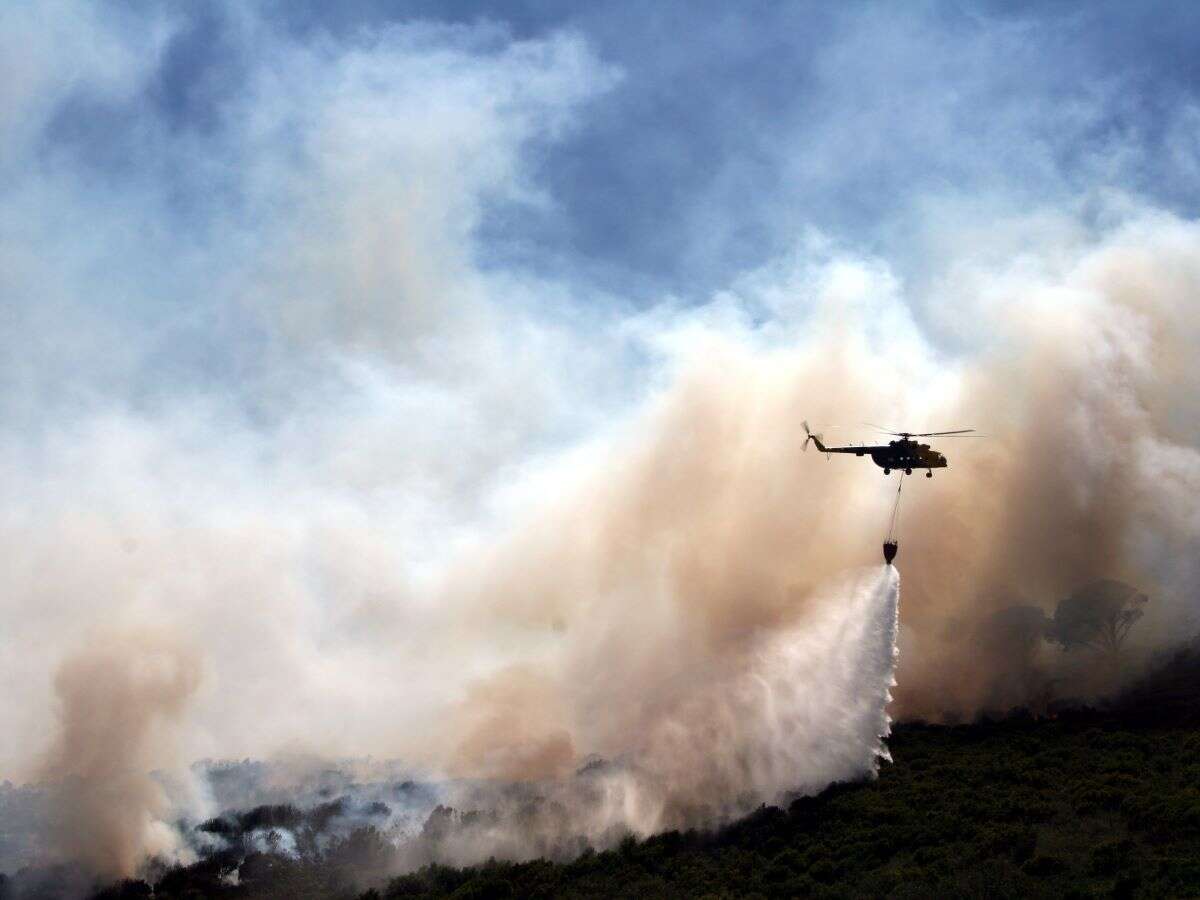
[892,217,1200,718]
[3,0,1200,885]
[422,567,902,866]
[437,219,1200,758]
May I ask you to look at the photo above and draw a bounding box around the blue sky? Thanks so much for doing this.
[5,0,1196,427]
[84,0,1200,296]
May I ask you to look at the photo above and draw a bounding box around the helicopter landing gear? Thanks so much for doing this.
[926,470,933,478]
[883,468,891,475]
[904,467,912,475]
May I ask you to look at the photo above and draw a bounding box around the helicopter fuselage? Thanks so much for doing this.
[866,439,947,474]
[802,422,971,476]
[807,433,948,474]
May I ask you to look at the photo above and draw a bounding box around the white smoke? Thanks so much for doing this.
[184,566,903,873]
[4,1,1200,886]
[2,566,903,880]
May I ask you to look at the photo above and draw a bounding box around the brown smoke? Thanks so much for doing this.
[443,342,883,779]
[449,664,576,781]
[893,224,1200,718]
[10,216,1200,877]
[443,218,1200,781]
[38,630,202,879]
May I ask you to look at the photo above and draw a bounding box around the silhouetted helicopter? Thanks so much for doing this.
[803,421,975,477]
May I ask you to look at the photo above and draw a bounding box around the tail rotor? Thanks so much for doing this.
[802,420,823,453]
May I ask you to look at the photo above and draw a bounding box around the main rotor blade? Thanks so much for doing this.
[865,423,982,438]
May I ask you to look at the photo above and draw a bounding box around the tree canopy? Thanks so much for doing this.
[1049,579,1147,656]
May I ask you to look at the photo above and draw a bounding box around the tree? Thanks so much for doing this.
[1049,580,1147,657]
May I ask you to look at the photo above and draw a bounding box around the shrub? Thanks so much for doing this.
[1089,839,1134,876]
[1023,855,1066,877]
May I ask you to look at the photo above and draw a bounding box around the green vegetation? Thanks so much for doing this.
[81,708,1200,900]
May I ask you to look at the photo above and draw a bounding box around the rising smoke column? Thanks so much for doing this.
[37,630,202,879]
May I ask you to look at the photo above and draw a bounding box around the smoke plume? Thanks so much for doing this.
[3,2,1200,886]
[36,631,202,879]
[6,219,1200,882]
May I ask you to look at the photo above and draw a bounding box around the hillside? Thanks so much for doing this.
[361,714,1200,899]
[65,709,1199,900]
[2,643,1189,899]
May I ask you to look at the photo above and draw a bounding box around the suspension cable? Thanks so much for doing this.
[886,473,904,542]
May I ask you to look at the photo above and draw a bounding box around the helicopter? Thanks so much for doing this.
[802,421,975,477]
